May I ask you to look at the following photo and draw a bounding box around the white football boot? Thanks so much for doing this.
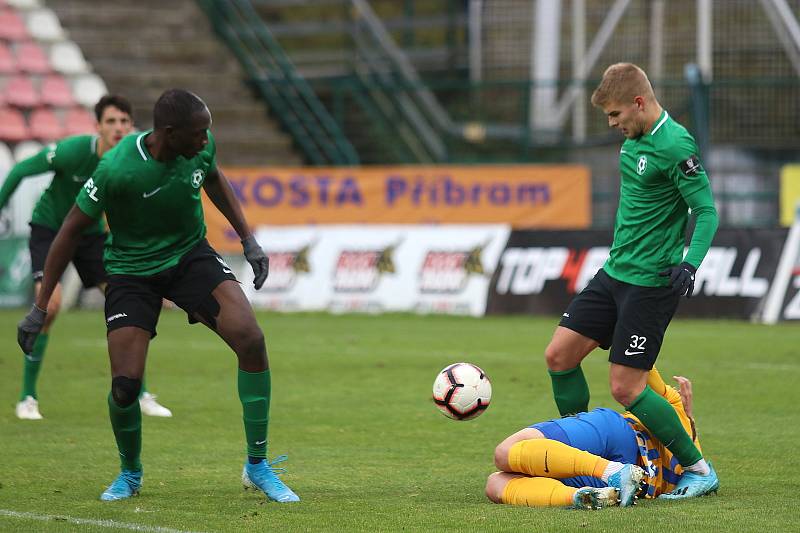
[139,392,173,417]
[16,395,43,420]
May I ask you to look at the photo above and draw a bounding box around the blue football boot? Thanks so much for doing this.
[607,464,645,507]
[242,455,300,503]
[100,469,142,501]
[659,462,719,500]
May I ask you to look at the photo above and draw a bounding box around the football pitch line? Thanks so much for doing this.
[0,509,205,533]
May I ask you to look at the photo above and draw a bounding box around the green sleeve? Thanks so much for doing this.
[682,185,719,269]
[0,146,56,209]
[75,160,108,219]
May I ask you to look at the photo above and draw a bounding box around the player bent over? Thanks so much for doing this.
[0,95,171,419]
[486,369,716,509]
[17,89,298,503]
[544,63,719,499]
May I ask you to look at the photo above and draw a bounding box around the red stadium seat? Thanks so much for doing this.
[0,9,29,41]
[29,107,65,141]
[0,106,30,142]
[4,74,39,108]
[0,42,16,74]
[4,75,40,108]
[15,41,50,74]
[40,74,75,107]
[64,107,96,136]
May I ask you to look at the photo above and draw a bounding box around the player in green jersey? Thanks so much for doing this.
[17,89,299,503]
[543,63,719,499]
[0,95,171,420]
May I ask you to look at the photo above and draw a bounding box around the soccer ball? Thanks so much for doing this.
[432,363,492,420]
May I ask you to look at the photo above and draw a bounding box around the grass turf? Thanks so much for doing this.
[0,309,798,532]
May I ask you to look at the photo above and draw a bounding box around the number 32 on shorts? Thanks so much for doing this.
[624,335,647,356]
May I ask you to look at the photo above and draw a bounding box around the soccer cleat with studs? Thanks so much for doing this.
[606,464,645,507]
[15,395,43,420]
[571,487,620,510]
[658,462,719,500]
[242,455,300,503]
[100,469,142,501]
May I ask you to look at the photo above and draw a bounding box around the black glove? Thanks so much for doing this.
[17,304,46,354]
[659,262,697,298]
[242,235,269,290]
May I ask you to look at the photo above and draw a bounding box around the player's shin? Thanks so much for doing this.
[508,439,609,479]
[627,385,703,467]
[20,333,48,400]
[108,392,143,472]
[548,366,590,416]
[502,476,577,507]
[238,368,271,461]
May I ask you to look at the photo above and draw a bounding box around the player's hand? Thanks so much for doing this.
[672,375,694,419]
[242,235,269,290]
[17,304,46,354]
[658,262,696,298]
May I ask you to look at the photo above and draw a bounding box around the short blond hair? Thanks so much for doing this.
[591,63,656,108]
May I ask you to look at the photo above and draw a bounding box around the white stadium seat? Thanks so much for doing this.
[13,140,43,162]
[0,141,14,177]
[71,73,107,108]
[49,41,89,76]
[7,0,42,11]
[26,9,67,42]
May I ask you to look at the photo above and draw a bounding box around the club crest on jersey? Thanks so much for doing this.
[191,169,205,188]
[636,156,648,175]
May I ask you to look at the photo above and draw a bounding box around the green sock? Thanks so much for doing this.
[139,374,148,397]
[549,366,590,416]
[108,393,143,472]
[238,368,271,459]
[627,385,703,467]
[20,333,49,400]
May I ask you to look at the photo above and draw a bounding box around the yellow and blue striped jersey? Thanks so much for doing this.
[622,368,702,498]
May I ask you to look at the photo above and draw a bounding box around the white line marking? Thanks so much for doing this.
[0,509,206,533]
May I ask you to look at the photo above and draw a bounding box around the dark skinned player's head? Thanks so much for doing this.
[153,89,211,159]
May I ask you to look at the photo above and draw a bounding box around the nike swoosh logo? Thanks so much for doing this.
[624,349,644,356]
[143,187,162,198]
[255,439,267,446]
[223,268,233,274]
[544,450,549,473]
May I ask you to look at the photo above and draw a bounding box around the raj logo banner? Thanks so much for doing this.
[204,165,590,252]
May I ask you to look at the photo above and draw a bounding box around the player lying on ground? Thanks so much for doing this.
[486,368,718,509]
[17,89,298,503]
[544,63,719,498]
[0,95,171,419]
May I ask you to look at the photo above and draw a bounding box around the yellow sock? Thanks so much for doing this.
[502,476,577,507]
[508,438,610,479]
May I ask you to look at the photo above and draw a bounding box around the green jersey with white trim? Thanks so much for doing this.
[75,130,216,276]
[0,135,105,234]
[603,110,716,287]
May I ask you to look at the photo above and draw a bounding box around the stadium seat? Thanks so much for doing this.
[0,9,29,41]
[12,139,42,161]
[25,9,65,42]
[49,41,89,76]
[29,107,64,141]
[15,41,50,74]
[40,74,74,107]
[71,74,107,108]
[64,106,96,136]
[0,106,30,142]
[0,141,14,177]
[0,42,17,74]
[4,75,40,108]
[7,0,40,10]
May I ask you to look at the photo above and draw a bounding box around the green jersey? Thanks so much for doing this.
[0,135,105,234]
[604,110,718,287]
[75,130,216,276]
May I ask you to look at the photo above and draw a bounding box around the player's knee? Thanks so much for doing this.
[237,326,265,356]
[485,472,506,503]
[544,342,569,370]
[610,383,637,407]
[111,376,142,408]
[494,443,511,471]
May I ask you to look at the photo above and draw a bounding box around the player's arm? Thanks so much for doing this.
[0,145,57,209]
[17,205,96,353]
[203,165,269,289]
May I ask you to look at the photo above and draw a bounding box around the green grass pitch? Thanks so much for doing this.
[0,309,798,532]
